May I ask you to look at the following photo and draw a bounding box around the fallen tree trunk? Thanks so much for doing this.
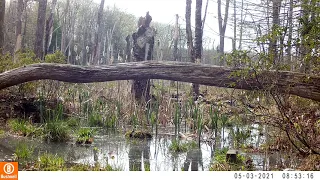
[0,61,319,101]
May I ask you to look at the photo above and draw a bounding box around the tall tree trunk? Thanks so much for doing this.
[233,0,236,52]
[0,0,5,54]
[34,0,47,59]
[82,28,88,65]
[217,0,230,66]
[173,14,179,61]
[286,0,293,70]
[92,0,105,65]
[61,0,69,55]
[125,35,131,62]
[44,0,57,56]
[193,0,203,97]
[238,0,244,50]
[14,0,23,61]
[270,0,280,66]
[186,0,194,64]
[21,0,28,50]
[186,0,199,97]
[202,0,209,32]
[171,14,179,86]
[299,0,314,73]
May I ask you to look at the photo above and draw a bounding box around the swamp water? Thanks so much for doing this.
[0,125,300,171]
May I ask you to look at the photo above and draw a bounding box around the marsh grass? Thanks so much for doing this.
[169,139,198,153]
[231,126,251,149]
[209,148,251,171]
[14,143,34,166]
[35,153,65,171]
[32,153,117,171]
[209,105,219,137]
[44,121,70,142]
[8,119,44,138]
[76,128,95,144]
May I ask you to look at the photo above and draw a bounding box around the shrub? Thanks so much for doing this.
[44,51,66,64]
[44,122,70,142]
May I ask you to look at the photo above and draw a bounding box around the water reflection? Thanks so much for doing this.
[0,126,297,171]
[183,149,203,171]
[128,139,151,171]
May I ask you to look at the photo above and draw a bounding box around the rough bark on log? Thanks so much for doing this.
[0,61,319,102]
[131,12,155,101]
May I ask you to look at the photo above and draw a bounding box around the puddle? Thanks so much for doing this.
[0,125,301,171]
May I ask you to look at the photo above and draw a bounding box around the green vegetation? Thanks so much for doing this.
[169,140,198,153]
[13,143,34,166]
[35,153,65,171]
[209,148,254,171]
[7,118,70,142]
[15,150,118,171]
[76,128,95,144]
[66,117,80,128]
[0,129,5,137]
[44,121,70,142]
[231,127,251,149]
[7,119,44,138]
[68,163,115,171]
[44,51,66,64]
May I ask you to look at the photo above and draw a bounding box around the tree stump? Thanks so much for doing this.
[131,12,155,102]
[226,149,238,163]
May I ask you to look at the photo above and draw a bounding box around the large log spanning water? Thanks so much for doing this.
[0,61,319,101]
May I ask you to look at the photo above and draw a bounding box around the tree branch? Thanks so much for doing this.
[0,61,319,102]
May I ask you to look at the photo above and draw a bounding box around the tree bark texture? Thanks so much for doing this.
[60,0,69,54]
[186,0,194,64]
[270,0,281,65]
[14,0,24,60]
[44,0,57,56]
[131,12,155,101]
[0,0,5,54]
[193,0,203,97]
[0,61,319,102]
[217,0,230,66]
[34,0,47,59]
[92,0,105,65]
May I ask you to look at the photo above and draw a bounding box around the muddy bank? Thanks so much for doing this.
[0,91,69,125]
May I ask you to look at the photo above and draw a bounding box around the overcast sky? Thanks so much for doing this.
[96,0,235,51]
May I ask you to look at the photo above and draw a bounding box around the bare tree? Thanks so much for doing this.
[34,0,47,59]
[217,0,230,66]
[173,14,179,62]
[186,0,194,64]
[193,0,203,97]
[232,0,236,51]
[60,0,69,54]
[270,0,281,66]
[286,0,293,70]
[0,0,5,54]
[238,0,244,50]
[186,0,198,97]
[44,0,57,56]
[92,0,105,65]
[14,0,24,61]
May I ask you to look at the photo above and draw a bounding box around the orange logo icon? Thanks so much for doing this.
[0,162,18,180]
